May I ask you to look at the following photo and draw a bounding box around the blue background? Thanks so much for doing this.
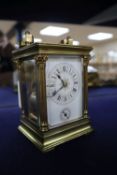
[0,87,117,175]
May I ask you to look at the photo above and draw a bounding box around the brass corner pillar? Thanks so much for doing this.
[35,55,48,132]
[83,55,90,118]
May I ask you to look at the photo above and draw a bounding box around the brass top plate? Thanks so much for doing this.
[12,43,93,61]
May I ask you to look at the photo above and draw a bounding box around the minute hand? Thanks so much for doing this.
[52,85,64,96]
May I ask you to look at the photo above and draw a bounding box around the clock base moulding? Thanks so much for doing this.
[18,117,93,152]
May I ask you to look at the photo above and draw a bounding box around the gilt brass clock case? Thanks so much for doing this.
[12,43,93,152]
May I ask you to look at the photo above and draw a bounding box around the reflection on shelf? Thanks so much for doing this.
[88,63,117,87]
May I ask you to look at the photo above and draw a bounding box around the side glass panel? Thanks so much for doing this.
[46,55,83,129]
[20,59,40,127]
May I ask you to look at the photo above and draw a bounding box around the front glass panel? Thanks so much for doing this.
[46,55,83,128]
[20,59,39,126]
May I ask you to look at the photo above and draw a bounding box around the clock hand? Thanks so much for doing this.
[52,85,64,96]
[56,74,64,85]
[46,84,55,87]
[63,111,69,119]
[56,74,68,88]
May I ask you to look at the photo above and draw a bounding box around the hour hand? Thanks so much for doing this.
[56,74,64,85]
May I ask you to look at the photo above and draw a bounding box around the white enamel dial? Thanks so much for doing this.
[46,56,83,128]
[46,63,79,105]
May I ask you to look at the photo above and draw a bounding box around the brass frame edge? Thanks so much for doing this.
[12,43,92,61]
[18,121,93,152]
[35,55,48,132]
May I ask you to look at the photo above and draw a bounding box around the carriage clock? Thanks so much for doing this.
[12,36,93,152]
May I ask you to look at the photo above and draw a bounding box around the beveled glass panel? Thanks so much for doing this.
[20,59,40,126]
